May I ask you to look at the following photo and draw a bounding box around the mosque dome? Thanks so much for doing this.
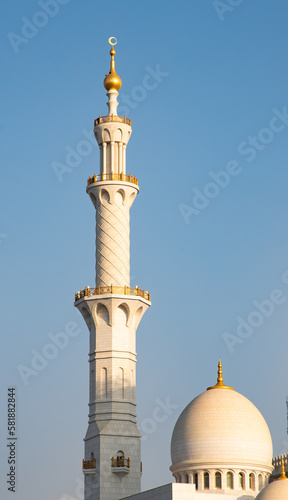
[255,480,288,500]
[170,361,273,489]
[255,459,288,499]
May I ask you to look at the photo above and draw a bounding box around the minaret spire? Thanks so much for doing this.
[75,38,150,500]
[103,37,122,115]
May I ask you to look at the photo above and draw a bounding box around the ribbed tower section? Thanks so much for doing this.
[74,38,150,500]
[93,119,134,288]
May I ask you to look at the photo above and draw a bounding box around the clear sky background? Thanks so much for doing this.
[1,1,288,499]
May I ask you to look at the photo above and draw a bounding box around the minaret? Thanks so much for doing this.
[74,38,151,500]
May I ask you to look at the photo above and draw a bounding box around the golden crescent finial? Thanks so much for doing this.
[104,37,122,92]
[108,37,117,46]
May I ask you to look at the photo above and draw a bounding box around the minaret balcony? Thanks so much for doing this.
[94,115,131,126]
[111,456,130,474]
[82,458,96,475]
[87,172,138,186]
[75,285,150,303]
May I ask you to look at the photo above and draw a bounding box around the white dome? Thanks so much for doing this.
[255,478,288,499]
[171,364,273,473]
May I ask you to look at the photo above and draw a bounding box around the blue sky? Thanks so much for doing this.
[1,1,288,499]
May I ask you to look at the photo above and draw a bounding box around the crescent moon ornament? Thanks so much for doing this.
[108,37,117,46]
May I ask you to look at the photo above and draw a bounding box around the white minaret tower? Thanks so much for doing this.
[74,37,151,500]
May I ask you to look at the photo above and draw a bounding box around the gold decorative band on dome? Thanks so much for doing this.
[207,359,234,391]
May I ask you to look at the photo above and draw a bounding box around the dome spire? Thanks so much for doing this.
[104,37,122,92]
[278,456,287,480]
[217,359,224,385]
[207,359,234,391]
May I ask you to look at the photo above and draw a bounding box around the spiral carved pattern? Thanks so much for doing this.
[96,192,130,287]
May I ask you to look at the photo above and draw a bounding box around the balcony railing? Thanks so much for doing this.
[75,285,150,302]
[111,456,130,468]
[87,173,138,186]
[83,458,96,470]
[94,115,131,126]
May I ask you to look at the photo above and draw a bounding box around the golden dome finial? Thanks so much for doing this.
[278,456,287,480]
[207,359,234,391]
[104,37,122,92]
[217,359,224,385]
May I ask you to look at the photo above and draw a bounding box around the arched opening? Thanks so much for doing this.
[115,304,128,326]
[258,474,263,490]
[128,192,136,208]
[114,128,122,142]
[204,472,209,489]
[89,192,97,208]
[115,190,124,206]
[80,306,91,330]
[239,472,244,489]
[227,471,233,489]
[215,471,221,489]
[103,128,111,142]
[193,473,198,490]
[100,188,110,203]
[134,306,143,330]
[249,473,255,490]
[184,473,189,483]
[97,303,109,325]
[116,450,124,467]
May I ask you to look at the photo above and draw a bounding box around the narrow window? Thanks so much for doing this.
[227,472,233,489]
[101,367,107,399]
[119,367,124,399]
[249,473,255,490]
[90,369,94,401]
[204,472,209,489]
[258,474,263,490]
[131,369,135,399]
[215,471,221,488]
[184,473,189,483]
[239,472,244,489]
[193,473,198,490]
